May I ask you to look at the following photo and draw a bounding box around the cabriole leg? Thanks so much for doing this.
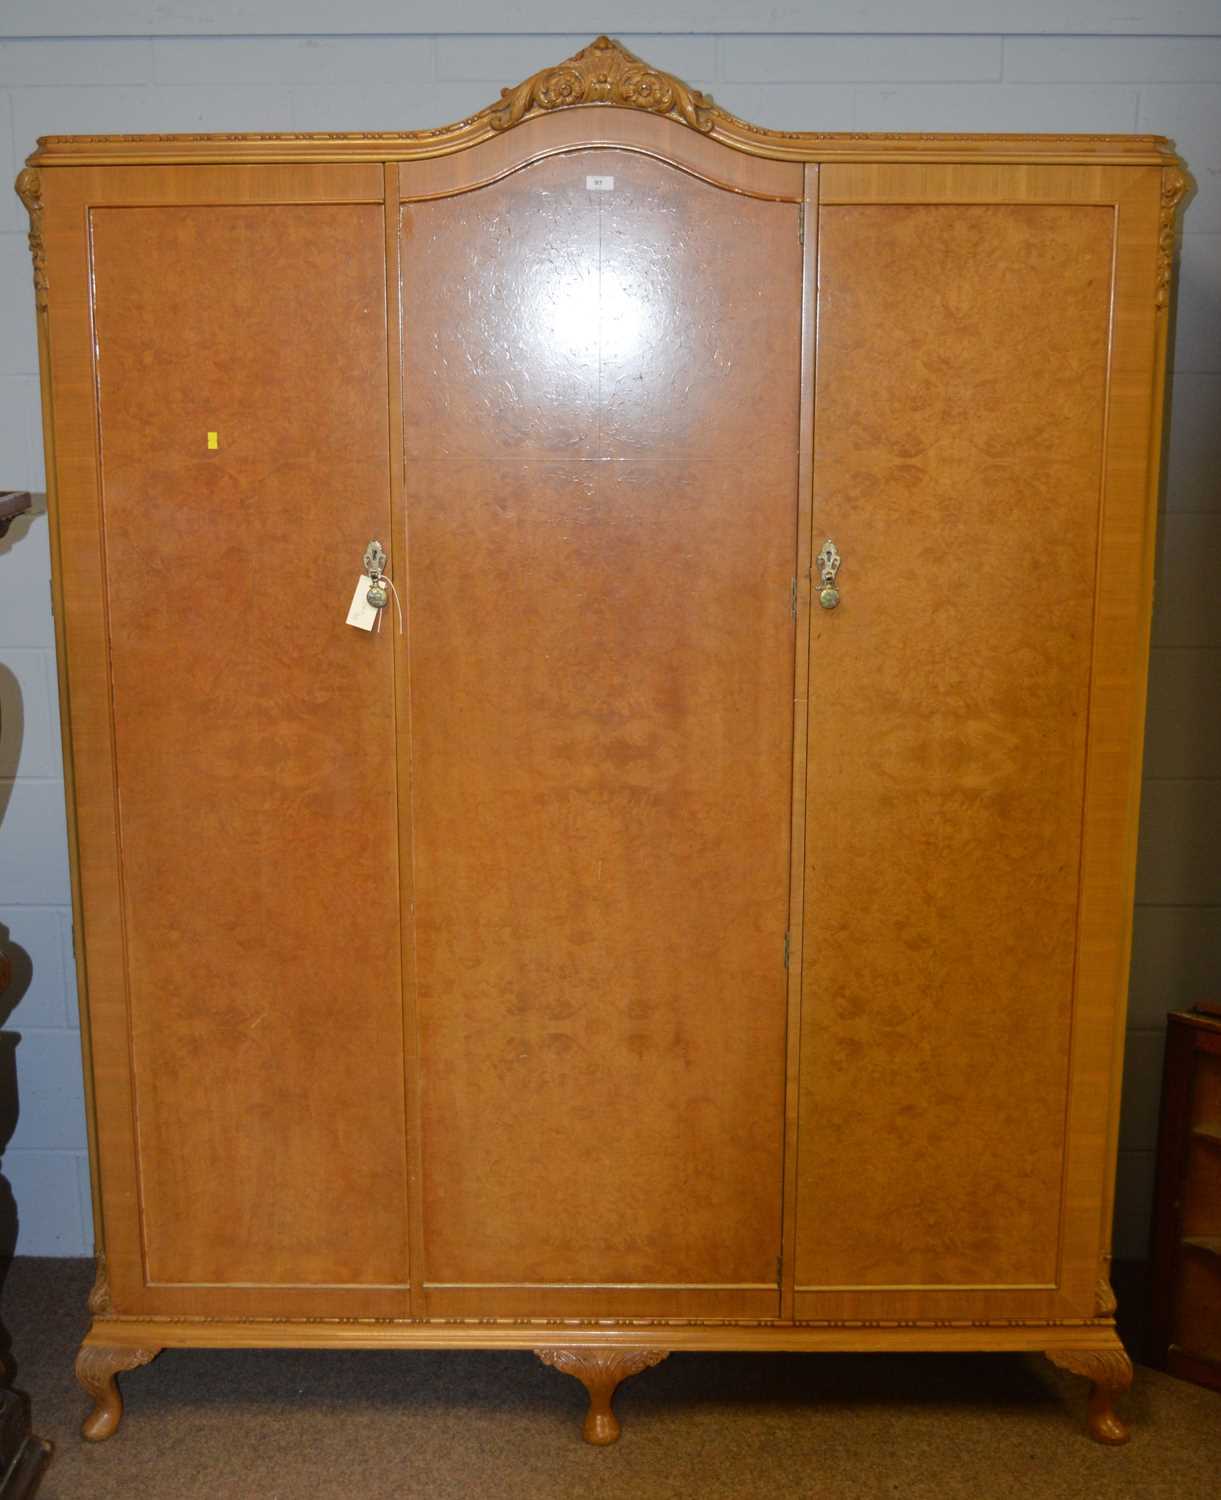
[535,1347,669,1444]
[74,1343,161,1441]
[1044,1347,1133,1445]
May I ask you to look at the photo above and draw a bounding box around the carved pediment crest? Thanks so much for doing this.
[489,34,714,134]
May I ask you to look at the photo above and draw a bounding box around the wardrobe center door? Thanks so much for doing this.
[81,192,408,1312]
[400,147,803,1318]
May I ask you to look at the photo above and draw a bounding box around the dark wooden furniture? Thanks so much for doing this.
[0,1392,51,1500]
[0,879,53,1497]
[1150,1003,1221,1391]
[0,494,31,542]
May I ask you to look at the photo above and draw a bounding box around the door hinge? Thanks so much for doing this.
[783,931,790,969]
[790,576,798,622]
[798,203,806,245]
[777,1255,783,1282]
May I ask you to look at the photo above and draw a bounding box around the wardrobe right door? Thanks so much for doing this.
[795,163,1165,1324]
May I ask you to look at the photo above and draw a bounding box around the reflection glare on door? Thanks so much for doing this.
[533,259,648,364]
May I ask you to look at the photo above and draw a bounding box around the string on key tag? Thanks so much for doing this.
[376,573,404,635]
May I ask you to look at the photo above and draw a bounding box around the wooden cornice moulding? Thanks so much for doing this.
[22,35,1181,170]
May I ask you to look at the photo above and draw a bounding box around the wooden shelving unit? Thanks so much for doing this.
[1150,1004,1221,1393]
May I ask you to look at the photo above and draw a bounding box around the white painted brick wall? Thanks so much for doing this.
[2,3,1220,38]
[150,37,435,85]
[1,8,1218,1261]
[723,35,1006,83]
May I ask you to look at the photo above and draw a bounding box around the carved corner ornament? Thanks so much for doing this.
[87,1251,114,1317]
[489,34,714,135]
[1157,166,1188,312]
[535,1346,669,1444]
[75,1343,161,1441]
[14,167,46,312]
[1045,1347,1133,1445]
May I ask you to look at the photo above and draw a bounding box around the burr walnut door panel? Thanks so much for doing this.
[399,146,804,1318]
[795,175,1147,1322]
[81,193,409,1312]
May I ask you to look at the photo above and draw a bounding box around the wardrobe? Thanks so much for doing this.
[16,36,1186,1447]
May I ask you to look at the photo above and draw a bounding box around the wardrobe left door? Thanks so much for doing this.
[40,165,411,1319]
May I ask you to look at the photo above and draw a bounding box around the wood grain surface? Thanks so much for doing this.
[88,201,408,1293]
[399,147,802,1312]
[797,198,1114,1298]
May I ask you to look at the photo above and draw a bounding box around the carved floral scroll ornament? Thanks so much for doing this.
[1157,166,1188,311]
[489,35,714,134]
[88,1250,114,1317]
[14,167,46,311]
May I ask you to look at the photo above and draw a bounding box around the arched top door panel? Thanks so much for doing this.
[396,104,804,205]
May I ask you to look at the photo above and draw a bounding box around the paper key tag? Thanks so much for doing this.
[586,175,614,191]
[346,574,378,631]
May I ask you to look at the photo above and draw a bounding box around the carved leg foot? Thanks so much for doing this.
[75,1343,161,1442]
[1045,1347,1133,1445]
[535,1347,669,1444]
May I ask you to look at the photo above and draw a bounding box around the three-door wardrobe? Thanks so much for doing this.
[16,35,1186,1448]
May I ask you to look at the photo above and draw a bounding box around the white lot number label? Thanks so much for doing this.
[346,574,379,631]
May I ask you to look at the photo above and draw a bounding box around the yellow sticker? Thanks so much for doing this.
[206,431,219,450]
